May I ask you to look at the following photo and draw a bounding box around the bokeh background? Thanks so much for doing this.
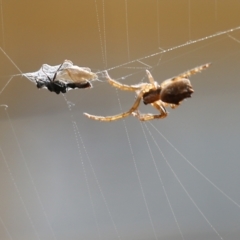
[0,1,240,240]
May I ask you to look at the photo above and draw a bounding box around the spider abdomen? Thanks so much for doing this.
[143,88,161,105]
[160,79,194,104]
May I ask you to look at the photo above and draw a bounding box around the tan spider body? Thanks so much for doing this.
[84,63,211,121]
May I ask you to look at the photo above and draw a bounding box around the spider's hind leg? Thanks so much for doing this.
[132,101,168,121]
[171,62,211,81]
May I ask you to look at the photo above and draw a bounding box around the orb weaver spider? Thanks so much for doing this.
[84,63,211,121]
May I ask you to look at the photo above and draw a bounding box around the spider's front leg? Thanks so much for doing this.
[132,101,168,121]
[105,71,142,91]
[146,70,158,89]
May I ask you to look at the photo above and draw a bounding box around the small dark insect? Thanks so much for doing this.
[38,62,67,94]
[84,63,211,121]
[34,60,97,94]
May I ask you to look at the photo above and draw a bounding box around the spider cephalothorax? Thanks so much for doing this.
[84,63,211,121]
[142,87,161,105]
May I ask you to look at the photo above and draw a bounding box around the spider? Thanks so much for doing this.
[36,60,96,94]
[84,63,211,121]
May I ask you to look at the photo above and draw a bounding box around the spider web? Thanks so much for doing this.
[1,1,240,240]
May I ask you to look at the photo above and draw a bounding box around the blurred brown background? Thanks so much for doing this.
[0,1,240,240]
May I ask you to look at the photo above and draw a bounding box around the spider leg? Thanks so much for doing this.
[84,91,143,122]
[163,102,180,109]
[105,71,142,91]
[171,62,211,81]
[146,70,158,89]
[132,101,168,121]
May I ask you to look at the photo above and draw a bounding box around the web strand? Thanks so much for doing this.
[62,95,121,240]
[125,0,130,61]
[94,0,105,66]
[228,34,240,44]
[156,0,160,47]
[105,25,240,72]
[140,122,185,240]
[72,121,102,240]
[115,90,159,240]
[0,146,41,240]
[215,0,218,21]
[0,76,14,96]
[102,0,107,68]
[144,124,224,240]
[0,207,13,240]
[188,0,191,41]
[149,122,240,209]
[61,95,102,240]
[0,0,5,49]
[2,106,57,240]
[0,47,23,74]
